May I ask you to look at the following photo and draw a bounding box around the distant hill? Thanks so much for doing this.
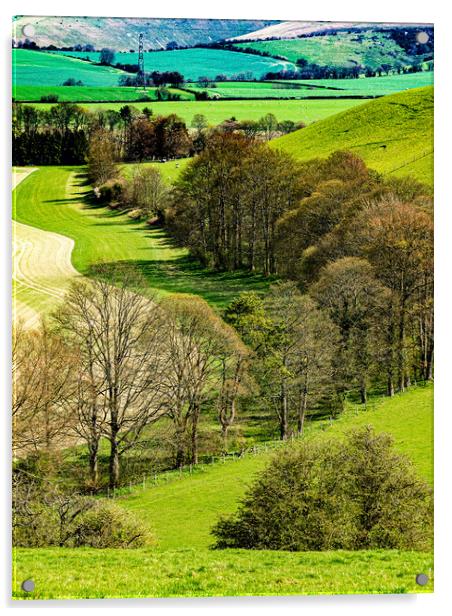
[12,16,279,51]
[229,20,432,41]
[271,86,433,186]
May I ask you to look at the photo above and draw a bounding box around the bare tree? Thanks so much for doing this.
[159,294,240,466]
[13,323,75,456]
[54,269,167,488]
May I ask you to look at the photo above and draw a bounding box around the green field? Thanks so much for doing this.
[12,49,125,88]
[234,32,431,70]
[13,548,433,599]
[273,86,434,185]
[27,98,365,127]
[275,72,433,96]
[13,384,433,598]
[189,72,433,99]
[13,165,273,315]
[13,84,193,102]
[56,48,296,81]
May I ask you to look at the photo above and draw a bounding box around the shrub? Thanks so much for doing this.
[74,501,155,548]
[211,426,432,551]
[13,477,154,548]
[40,94,59,103]
[97,178,127,206]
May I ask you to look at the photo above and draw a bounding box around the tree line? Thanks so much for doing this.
[165,138,433,407]
[12,103,300,167]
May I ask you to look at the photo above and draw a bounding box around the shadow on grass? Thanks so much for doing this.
[85,257,276,309]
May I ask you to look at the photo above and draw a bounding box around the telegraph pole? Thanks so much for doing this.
[138,33,145,89]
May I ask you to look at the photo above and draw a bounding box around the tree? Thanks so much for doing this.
[126,165,169,219]
[159,294,243,466]
[13,323,75,456]
[87,128,118,186]
[191,113,208,134]
[53,269,167,488]
[212,426,432,551]
[262,282,338,438]
[100,48,115,66]
[310,257,389,404]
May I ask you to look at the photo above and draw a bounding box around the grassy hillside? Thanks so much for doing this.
[234,32,427,70]
[13,85,194,102]
[12,166,273,313]
[12,49,125,88]
[13,384,433,599]
[119,384,433,551]
[57,49,296,81]
[28,98,364,126]
[272,86,433,185]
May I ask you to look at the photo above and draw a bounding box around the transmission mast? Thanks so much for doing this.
[138,33,145,89]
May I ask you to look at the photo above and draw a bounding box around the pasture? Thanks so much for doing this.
[13,85,193,102]
[56,48,297,81]
[12,49,125,88]
[233,31,430,69]
[273,86,434,185]
[189,72,433,99]
[13,384,433,598]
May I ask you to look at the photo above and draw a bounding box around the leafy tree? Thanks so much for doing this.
[87,128,118,186]
[310,257,389,403]
[212,426,432,551]
[100,48,115,65]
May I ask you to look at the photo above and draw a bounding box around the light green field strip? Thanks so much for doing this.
[12,168,79,328]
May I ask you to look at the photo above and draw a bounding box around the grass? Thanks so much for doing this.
[27,98,365,126]
[13,85,193,102]
[13,548,433,599]
[276,72,433,96]
[56,49,296,81]
[13,384,433,599]
[189,73,433,100]
[12,49,125,88]
[12,165,273,314]
[234,32,431,70]
[272,86,434,185]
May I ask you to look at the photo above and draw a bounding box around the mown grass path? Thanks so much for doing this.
[13,168,79,328]
[12,166,273,314]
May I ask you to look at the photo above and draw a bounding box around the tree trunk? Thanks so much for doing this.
[88,443,99,487]
[387,374,395,397]
[190,405,200,465]
[297,387,308,435]
[108,436,120,489]
[360,384,368,405]
[280,378,289,440]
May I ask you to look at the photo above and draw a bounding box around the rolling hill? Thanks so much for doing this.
[12,16,279,51]
[229,20,432,42]
[272,86,433,185]
[55,48,296,81]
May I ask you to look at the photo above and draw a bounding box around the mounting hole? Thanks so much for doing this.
[416,31,429,44]
[21,579,35,593]
[416,573,429,586]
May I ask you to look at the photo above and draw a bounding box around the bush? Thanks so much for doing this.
[40,94,59,103]
[211,426,432,551]
[74,501,155,548]
[13,478,154,548]
[97,178,127,206]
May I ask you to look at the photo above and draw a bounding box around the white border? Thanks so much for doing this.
[1,1,451,614]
